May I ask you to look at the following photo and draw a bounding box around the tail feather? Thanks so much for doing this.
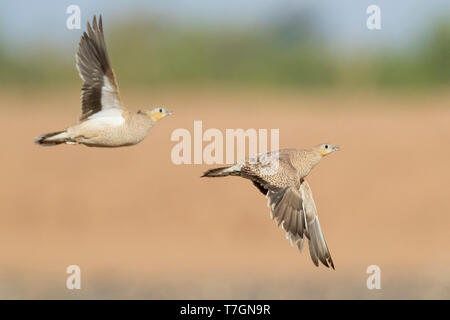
[201,165,241,177]
[35,130,67,146]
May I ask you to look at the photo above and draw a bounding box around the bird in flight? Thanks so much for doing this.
[202,143,339,269]
[35,15,172,147]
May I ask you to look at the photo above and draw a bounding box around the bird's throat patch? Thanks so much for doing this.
[151,112,164,122]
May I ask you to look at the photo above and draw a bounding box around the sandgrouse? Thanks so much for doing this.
[35,15,172,147]
[202,143,339,269]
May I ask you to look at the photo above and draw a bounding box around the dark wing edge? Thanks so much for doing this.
[75,15,122,121]
[266,182,334,269]
[300,181,334,269]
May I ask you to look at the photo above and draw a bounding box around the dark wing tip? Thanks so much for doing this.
[87,14,94,29]
[86,19,94,37]
[86,15,102,37]
[312,259,319,267]
[99,15,103,31]
[92,15,97,29]
[329,257,335,270]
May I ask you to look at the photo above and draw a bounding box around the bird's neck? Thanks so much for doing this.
[136,111,157,126]
[293,150,322,174]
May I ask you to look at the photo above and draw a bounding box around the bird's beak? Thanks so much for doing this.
[332,146,340,151]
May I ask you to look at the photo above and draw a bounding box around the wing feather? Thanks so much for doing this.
[265,182,334,269]
[76,15,122,121]
[300,181,334,269]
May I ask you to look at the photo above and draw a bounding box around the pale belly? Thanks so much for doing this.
[68,118,150,147]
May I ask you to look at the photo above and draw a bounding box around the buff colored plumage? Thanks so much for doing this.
[35,15,172,148]
[202,143,339,269]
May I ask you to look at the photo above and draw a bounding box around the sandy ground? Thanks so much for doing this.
[0,89,449,299]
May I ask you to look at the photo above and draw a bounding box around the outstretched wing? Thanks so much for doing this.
[76,15,122,121]
[300,181,334,269]
[266,180,334,269]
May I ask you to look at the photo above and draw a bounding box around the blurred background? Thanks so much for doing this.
[0,0,449,299]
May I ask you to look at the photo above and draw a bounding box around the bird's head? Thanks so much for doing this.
[313,143,340,157]
[145,107,173,122]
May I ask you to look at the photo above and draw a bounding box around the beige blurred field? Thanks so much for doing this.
[0,88,449,299]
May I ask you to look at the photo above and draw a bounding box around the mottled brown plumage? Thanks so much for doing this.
[202,143,340,269]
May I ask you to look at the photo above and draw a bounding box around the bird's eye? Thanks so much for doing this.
[325,145,328,149]
[159,108,163,113]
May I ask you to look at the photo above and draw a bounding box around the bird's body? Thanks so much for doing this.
[40,109,157,147]
[75,110,154,147]
[35,15,172,148]
[202,144,339,269]
[245,149,322,188]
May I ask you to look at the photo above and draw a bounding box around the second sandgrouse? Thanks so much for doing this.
[202,143,339,269]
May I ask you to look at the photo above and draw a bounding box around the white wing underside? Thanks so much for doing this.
[101,75,121,110]
[85,108,125,127]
